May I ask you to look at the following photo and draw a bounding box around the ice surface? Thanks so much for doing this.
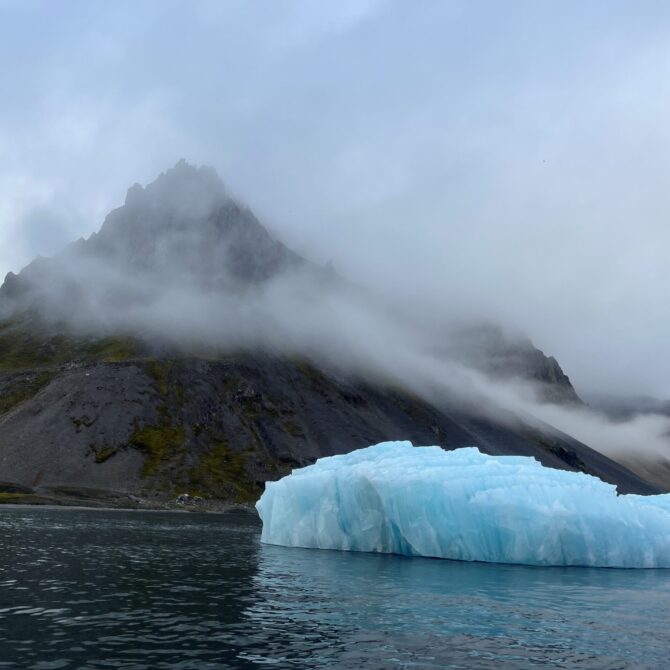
[256,441,670,567]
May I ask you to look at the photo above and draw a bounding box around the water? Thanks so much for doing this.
[0,508,669,669]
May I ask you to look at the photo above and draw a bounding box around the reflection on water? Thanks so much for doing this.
[0,507,668,669]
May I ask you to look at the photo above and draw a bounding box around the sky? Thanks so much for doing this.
[1,0,669,399]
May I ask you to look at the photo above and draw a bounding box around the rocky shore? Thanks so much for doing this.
[0,481,255,512]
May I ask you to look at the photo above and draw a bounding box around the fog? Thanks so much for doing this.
[2,160,668,478]
[1,3,670,471]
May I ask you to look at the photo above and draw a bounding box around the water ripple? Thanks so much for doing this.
[0,507,668,669]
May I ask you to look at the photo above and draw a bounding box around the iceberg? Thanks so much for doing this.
[255,441,670,568]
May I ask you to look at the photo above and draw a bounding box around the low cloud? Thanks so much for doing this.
[4,165,668,483]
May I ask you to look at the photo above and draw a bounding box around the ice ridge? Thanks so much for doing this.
[255,441,670,567]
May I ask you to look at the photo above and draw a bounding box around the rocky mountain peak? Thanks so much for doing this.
[120,160,227,215]
[0,162,312,319]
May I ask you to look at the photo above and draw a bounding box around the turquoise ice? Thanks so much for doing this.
[256,441,670,567]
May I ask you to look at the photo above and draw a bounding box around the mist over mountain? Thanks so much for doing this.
[0,162,668,503]
[0,161,575,394]
[1,161,324,333]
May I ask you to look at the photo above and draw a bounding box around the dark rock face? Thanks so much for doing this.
[0,272,22,303]
[88,161,310,286]
[0,353,658,503]
[447,323,582,405]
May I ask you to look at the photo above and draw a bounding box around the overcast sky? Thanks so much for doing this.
[1,0,669,398]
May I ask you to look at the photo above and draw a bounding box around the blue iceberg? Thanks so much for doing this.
[256,441,670,568]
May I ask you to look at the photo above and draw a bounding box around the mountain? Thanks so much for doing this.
[444,323,583,405]
[0,162,660,507]
[0,160,328,323]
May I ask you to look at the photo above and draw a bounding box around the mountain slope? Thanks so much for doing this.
[445,323,582,405]
[0,162,660,505]
[0,341,657,505]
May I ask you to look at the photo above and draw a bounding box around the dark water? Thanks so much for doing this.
[1,508,669,669]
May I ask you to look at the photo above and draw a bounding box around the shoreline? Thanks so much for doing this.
[0,481,259,513]
[0,491,258,514]
[0,501,258,514]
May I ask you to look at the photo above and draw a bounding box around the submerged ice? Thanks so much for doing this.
[256,442,670,568]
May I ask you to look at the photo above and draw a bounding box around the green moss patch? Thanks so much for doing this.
[85,336,140,363]
[282,419,305,438]
[144,360,172,396]
[130,421,186,477]
[0,492,28,502]
[0,371,55,415]
[0,482,33,494]
[0,316,141,371]
[188,441,260,503]
[89,444,119,463]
